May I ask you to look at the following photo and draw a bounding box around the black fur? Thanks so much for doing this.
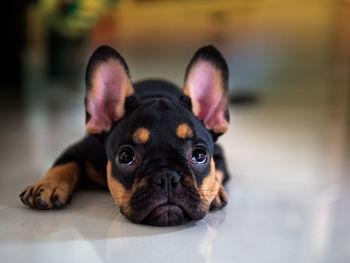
[20,45,231,227]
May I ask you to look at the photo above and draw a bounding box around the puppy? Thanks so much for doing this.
[19,45,230,226]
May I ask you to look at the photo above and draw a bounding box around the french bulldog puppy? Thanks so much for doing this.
[20,45,230,226]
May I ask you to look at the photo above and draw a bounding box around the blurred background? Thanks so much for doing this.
[1,0,350,262]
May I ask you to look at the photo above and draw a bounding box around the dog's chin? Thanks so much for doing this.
[141,204,188,226]
[121,186,207,226]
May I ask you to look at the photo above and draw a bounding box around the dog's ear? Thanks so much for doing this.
[85,46,134,134]
[182,45,229,135]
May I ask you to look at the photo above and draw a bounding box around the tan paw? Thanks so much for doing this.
[19,180,72,210]
[210,186,228,210]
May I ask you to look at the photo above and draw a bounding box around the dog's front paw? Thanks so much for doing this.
[210,186,228,210]
[19,180,72,210]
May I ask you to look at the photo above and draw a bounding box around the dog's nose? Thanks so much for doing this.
[152,171,181,189]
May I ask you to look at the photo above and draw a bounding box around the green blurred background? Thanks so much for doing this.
[3,0,350,103]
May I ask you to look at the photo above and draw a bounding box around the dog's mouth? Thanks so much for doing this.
[141,203,189,226]
[121,183,207,226]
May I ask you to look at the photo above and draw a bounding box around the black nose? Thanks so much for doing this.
[151,171,181,189]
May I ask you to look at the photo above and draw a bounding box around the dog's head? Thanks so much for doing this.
[84,45,229,226]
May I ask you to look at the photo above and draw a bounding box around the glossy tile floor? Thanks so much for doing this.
[1,69,349,262]
[1,1,350,262]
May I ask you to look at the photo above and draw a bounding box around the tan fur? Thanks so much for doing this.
[121,178,149,216]
[21,162,79,209]
[212,185,228,208]
[215,170,224,184]
[107,161,149,216]
[41,162,79,206]
[198,158,220,211]
[176,123,193,139]
[132,127,150,144]
[85,162,107,186]
[106,161,131,207]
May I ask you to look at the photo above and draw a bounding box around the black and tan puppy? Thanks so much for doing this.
[19,45,230,226]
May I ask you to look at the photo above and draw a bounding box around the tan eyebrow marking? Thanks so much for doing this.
[132,127,150,144]
[176,123,193,139]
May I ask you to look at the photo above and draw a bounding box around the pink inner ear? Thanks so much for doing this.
[187,62,228,133]
[87,60,131,133]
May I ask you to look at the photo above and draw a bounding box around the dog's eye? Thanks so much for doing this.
[118,147,136,165]
[191,149,208,164]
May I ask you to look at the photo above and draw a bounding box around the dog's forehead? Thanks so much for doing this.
[129,97,198,135]
[106,96,213,154]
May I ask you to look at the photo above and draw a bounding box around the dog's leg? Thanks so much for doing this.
[19,135,107,209]
[210,144,230,210]
[20,162,79,209]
